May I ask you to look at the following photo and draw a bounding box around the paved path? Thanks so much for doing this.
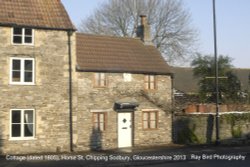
[1,145,250,167]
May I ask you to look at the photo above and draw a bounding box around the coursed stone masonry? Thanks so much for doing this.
[73,72,172,151]
[0,27,73,154]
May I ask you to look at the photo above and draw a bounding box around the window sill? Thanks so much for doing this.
[12,43,34,46]
[9,83,36,86]
[9,137,37,141]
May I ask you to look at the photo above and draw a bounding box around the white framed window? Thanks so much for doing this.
[10,109,35,140]
[10,57,35,85]
[12,27,34,45]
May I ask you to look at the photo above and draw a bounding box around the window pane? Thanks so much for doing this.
[25,29,32,35]
[143,121,148,129]
[150,112,156,121]
[13,28,22,35]
[150,75,155,82]
[24,37,32,43]
[99,113,104,122]
[150,82,155,89]
[150,121,156,129]
[94,123,98,130]
[95,73,99,85]
[24,72,33,82]
[12,71,21,82]
[95,73,99,80]
[24,124,33,137]
[24,110,33,123]
[100,80,105,86]
[25,60,33,71]
[100,73,105,80]
[143,113,148,120]
[93,114,98,122]
[12,124,21,137]
[99,122,104,131]
[13,36,22,43]
[12,110,21,123]
[13,60,21,70]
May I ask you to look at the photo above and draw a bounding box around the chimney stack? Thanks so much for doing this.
[137,15,153,45]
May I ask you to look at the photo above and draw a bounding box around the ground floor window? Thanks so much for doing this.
[10,109,35,139]
[142,110,158,130]
[92,112,106,132]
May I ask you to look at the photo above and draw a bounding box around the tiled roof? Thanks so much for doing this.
[0,0,75,30]
[172,67,250,94]
[76,33,172,75]
[171,67,199,94]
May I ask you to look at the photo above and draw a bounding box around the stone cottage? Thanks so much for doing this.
[0,0,173,154]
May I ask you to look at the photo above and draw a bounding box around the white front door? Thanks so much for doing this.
[118,112,132,148]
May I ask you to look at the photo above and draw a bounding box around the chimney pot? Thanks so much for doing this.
[140,15,147,26]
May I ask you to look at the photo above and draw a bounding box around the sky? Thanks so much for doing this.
[61,0,250,68]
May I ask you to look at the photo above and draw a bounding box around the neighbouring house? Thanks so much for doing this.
[172,67,250,96]
[172,67,250,113]
[0,0,173,154]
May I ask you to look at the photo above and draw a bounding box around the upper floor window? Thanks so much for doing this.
[12,28,34,45]
[145,75,157,90]
[94,73,107,87]
[10,109,35,140]
[93,112,106,132]
[10,57,35,85]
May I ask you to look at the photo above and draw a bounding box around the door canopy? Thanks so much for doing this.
[114,97,139,112]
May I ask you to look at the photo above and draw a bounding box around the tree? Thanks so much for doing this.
[79,0,197,65]
[191,54,241,103]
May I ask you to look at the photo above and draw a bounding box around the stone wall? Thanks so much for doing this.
[0,26,172,154]
[0,27,74,154]
[73,72,172,151]
[173,113,250,145]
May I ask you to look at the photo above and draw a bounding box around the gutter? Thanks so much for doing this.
[67,30,74,152]
[0,23,76,31]
[76,66,174,76]
[171,74,175,143]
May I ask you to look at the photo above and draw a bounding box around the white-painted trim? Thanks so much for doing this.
[9,57,35,85]
[9,109,36,140]
[9,138,37,141]
[11,28,34,46]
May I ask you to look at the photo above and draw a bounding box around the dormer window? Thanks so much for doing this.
[12,28,34,45]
